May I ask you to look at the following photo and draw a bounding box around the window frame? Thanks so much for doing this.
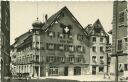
[99,66,104,72]
[117,39,123,51]
[92,37,96,42]
[119,10,125,24]
[100,46,104,52]
[92,46,96,52]
[100,37,104,43]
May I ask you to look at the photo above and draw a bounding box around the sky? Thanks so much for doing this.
[10,1,113,44]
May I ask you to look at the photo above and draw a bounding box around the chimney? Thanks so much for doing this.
[45,14,48,22]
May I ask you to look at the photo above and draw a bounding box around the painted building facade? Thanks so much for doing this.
[11,6,109,78]
[85,20,109,75]
[111,1,128,76]
[11,7,90,77]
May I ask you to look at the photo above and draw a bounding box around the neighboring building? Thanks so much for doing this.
[0,1,11,81]
[11,6,109,78]
[110,1,128,76]
[85,19,109,75]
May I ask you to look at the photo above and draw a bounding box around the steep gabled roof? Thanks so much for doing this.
[42,6,87,35]
[12,31,32,48]
[85,19,108,36]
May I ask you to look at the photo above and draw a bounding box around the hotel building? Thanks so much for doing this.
[11,6,109,77]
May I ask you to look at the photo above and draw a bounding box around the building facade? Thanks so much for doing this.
[11,6,109,78]
[11,7,90,77]
[0,1,11,81]
[85,19,109,75]
[111,1,128,76]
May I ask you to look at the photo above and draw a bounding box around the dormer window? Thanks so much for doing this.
[48,31,55,37]
[49,32,53,37]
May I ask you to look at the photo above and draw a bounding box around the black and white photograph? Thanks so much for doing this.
[0,0,128,82]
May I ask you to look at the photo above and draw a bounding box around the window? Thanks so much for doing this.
[47,43,55,50]
[99,66,104,72]
[58,32,65,38]
[119,11,125,23]
[47,56,54,62]
[68,34,73,39]
[68,45,75,52]
[124,64,128,71]
[124,37,128,42]
[94,27,101,33]
[58,44,64,51]
[118,40,122,51]
[48,31,55,37]
[34,31,39,35]
[67,55,74,63]
[49,67,58,75]
[92,37,96,42]
[100,46,104,52]
[59,57,65,62]
[119,63,124,72]
[76,55,82,63]
[100,56,104,59]
[35,55,39,62]
[100,56,104,64]
[92,46,96,52]
[77,34,84,41]
[77,46,84,53]
[92,56,97,63]
[100,37,104,42]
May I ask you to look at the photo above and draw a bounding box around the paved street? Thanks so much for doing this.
[38,75,115,81]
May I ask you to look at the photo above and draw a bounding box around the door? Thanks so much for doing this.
[74,66,81,75]
[64,67,68,76]
[92,66,96,75]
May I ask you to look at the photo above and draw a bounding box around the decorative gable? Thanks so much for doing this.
[42,6,87,36]
[85,19,108,37]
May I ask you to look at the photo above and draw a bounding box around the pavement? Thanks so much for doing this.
[38,75,115,81]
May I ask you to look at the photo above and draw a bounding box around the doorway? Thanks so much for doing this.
[92,66,96,75]
[74,66,81,75]
[64,66,68,76]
